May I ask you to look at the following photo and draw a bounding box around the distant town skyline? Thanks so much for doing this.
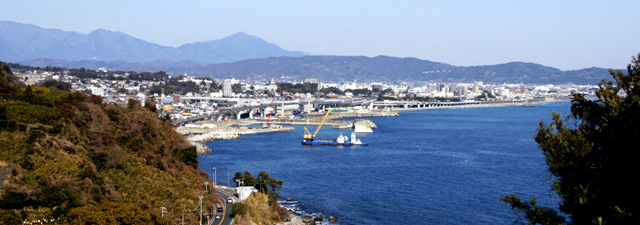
[1,0,638,71]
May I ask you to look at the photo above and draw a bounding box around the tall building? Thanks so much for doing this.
[455,85,467,97]
[223,79,232,97]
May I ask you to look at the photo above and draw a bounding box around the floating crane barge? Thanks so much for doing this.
[302,109,366,146]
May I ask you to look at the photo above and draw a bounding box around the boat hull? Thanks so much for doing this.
[301,140,367,146]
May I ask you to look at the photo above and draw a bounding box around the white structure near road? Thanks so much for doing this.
[235,186,258,202]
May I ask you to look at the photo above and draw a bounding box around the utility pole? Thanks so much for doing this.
[212,167,216,186]
[235,179,245,202]
[198,196,204,225]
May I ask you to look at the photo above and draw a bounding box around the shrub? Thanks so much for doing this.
[64,202,171,225]
[0,100,57,124]
[232,202,247,215]
[244,192,271,225]
[63,91,85,105]
[127,98,139,110]
[172,146,198,169]
[42,80,71,92]
[56,103,75,119]
[0,186,35,209]
[0,209,21,224]
[89,95,102,104]
[92,147,127,170]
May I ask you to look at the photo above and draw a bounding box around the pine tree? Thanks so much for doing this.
[502,53,640,224]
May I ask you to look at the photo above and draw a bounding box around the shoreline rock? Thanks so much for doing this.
[185,131,241,143]
[190,142,211,155]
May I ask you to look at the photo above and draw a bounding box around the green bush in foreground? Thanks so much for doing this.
[232,202,247,215]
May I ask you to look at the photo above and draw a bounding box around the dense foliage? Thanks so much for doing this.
[232,192,288,225]
[149,80,200,95]
[233,171,283,199]
[502,54,640,224]
[319,87,343,95]
[231,171,288,224]
[42,79,71,92]
[345,88,372,96]
[277,82,318,94]
[65,202,170,225]
[0,62,216,224]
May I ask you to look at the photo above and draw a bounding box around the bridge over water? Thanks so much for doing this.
[172,98,376,126]
[372,100,528,109]
[171,98,524,126]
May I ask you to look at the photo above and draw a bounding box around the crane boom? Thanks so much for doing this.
[313,109,333,138]
[303,109,333,140]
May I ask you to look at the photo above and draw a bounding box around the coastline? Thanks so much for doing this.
[193,98,569,224]
[179,98,569,155]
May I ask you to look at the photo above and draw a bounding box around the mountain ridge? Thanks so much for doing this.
[0,21,304,63]
[20,55,613,85]
[1,20,613,84]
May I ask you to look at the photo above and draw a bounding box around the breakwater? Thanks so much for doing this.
[176,127,242,154]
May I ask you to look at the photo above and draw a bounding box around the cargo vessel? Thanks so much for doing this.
[302,109,366,146]
[301,132,366,146]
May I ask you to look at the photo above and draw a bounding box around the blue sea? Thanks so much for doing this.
[198,102,570,224]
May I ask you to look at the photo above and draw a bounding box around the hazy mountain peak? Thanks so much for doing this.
[228,31,251,38]
[218,32,267,44]
[1,21,305,63]
[89,28,110,34]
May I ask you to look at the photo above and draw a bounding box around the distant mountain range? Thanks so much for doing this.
[21,56,612,84]
[0,21,304,63]
[1,20,614,84]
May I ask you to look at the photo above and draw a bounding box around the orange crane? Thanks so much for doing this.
[302,109,334,142]
[262,96,276,129]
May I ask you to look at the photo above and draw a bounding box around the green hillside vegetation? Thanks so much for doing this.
[0,62,216,224]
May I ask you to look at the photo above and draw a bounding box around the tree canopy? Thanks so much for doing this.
[502,53,640,224]
[233,171,283,199]
[277,82,318,94]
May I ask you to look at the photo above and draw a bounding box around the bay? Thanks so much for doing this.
[198,102,570,224]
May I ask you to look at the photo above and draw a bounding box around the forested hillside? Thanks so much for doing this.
[0,62,215,224]
[22,55,612,84]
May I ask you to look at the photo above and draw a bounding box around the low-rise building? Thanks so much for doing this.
[235,186,258,202]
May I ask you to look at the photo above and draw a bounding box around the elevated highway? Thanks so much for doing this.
[172,98,376,127]
[372,100,528,109]
[172,98,522,127]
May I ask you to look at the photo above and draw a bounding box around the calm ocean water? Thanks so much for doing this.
[199,102,570,225]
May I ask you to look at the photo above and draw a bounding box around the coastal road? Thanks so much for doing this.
[210,186,235,225]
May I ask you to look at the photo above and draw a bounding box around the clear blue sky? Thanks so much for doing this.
[1,0,638,70]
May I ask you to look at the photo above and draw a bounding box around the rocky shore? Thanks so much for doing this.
[176,127,242,154]
[278,201,340,225]
[176,110,395,154]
